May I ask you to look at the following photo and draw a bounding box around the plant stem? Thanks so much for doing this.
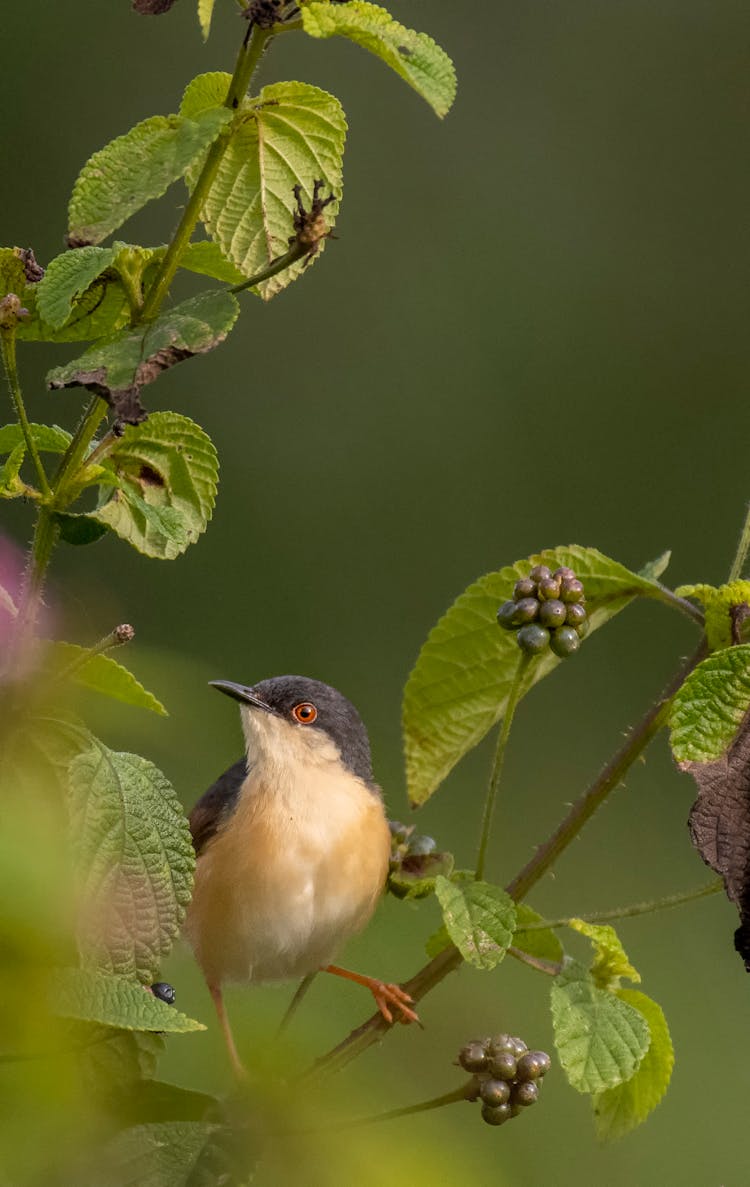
[728,504,750,582]
[505,639,706,901]
[327,1083,476,1130]
[309,640,707,1079]
[140,23,271,322]
[507,946,562,976]
[525,877,723,932]
[0,332,50,498]
[11,507,58,658]
[475,655,529,881]
[54,624,135,683]
[52,395,109,502]
[652,583,705,626]
[228,242,307,294]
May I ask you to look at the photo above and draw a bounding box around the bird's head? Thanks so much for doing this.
[210,674,374,786]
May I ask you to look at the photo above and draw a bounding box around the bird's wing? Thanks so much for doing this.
[189,758,247,857]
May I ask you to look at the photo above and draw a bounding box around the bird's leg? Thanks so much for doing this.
[208,983,246,1078]
[323,965,420,1025]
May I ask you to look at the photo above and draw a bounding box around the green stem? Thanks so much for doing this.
[140,23,272,322]
[52,395,108,504]
[54,624,135,683]
[652,583,705,627]
[728,504,750,582]
[475,655,529,881]
[309,639,707,1080]
[525,877,723,932]
[329,1083,476,1130]
[0,331,50,498]
[228,242,307,294]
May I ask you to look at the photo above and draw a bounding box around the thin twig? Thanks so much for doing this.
[523,877,723,932]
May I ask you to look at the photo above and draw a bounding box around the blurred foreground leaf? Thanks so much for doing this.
[52,968,205,1033]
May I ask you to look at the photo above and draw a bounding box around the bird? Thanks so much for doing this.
[185,674,418,1075]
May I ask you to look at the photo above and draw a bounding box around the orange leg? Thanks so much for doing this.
[208,983,246,1079]
[323,964,420,1025]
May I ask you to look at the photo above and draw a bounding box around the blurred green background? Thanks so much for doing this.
[2,0,750,1182]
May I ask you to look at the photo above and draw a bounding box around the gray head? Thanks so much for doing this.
[210,674,374,787]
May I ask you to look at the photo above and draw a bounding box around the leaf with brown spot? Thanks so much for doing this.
[46,290,239,427]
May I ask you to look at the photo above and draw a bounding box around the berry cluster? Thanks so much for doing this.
[497,564,588,658]
[459,1034,551,1127]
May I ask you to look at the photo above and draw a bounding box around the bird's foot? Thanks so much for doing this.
[323,964,420,1025]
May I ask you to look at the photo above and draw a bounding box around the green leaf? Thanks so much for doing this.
[89,411,218,560]
[35,246,117,329]
[551,960,651,1094]
[0,422,72,455]
[68,109,233,246]
[99,1122,229,1187]
[0,247,29,297]
[674,580,750,651]
[301,1,456,118]
[76,1025,165,1094]
[47,641,168,715]
[18,275,131,343]
[424,923,453,958]
[513,903,564,965]
[54,512,110,546]
[52,967,204,1033]
[568,919,640,990]
[47,290,239,426]
[198,0,216,39]
[179,240,246,285]
[669,644,750,763]
[0,443,26,498]
[434,876,516,970]
[181,77,346,299]
[68,741,195,982]
[593,989,674,1139]
[403,545,672,806]
[387,849,454,899]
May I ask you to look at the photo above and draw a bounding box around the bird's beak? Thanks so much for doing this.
[209,681,273,712]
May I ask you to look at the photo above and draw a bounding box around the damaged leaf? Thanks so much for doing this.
[46,290,239,426]
[670,648,750,968]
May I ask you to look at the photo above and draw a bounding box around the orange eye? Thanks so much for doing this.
[293,702,318,724]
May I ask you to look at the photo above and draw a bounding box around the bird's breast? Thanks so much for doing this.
[185,758,391,986]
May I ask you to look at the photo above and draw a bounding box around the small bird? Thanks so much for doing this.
[185,674,418,1074]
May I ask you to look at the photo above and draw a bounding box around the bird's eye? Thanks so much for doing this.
[292,702,318,724]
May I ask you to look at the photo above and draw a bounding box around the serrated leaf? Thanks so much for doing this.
[52,967,204,1033]
[47,290,239,426]
[47,642,168,715]
[198,0,215,39]
[68,741,195,982]
[99,1122,229,1187]
[670,666,750,969]
[301,1,456,118]
[88,411,218,560]
[179,240,246,285]
[434,876,516,970]
[0,422,72,455]
[674,580,750,651]
[593,989,674,1140]
[35,247,118,329]
[551,960,651,1094]
[0,444,26,497]
[18,275,131,343]
[513,903,564,965]
[68,109,232,246]
[568,919,640,990]
[670,644,750,764]
[181,77,346,299]
[403,546,672,806]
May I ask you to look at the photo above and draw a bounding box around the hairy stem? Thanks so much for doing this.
[54,624,135,683]
[475,655,529,881]
[310,640,707,1079]
[10,507,58,663]
[228,242,308,294]
[526,877,723,932]
[0,332,50,498]
[728,503,750,582]
[140,23,272,321]
[652,583,705,627]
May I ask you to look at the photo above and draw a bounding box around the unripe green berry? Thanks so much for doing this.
[560,577,585,603]
[481,1102,512,1126]
[550,626,580,658]
[489,1051,517,1080]
[511,1080,539,1107]
[513,597,540,624]
[513,578,536,601]
[565,602,587,628]
[538,599,566,628]
[516,1051,550,1080]
[459,1041,489,1073]
[553,566,576,581]
[497,600,518,630]
[517,624,550,656]
[480,1079,511,1107]
[537,576,562,601]
[529,564,551,583]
